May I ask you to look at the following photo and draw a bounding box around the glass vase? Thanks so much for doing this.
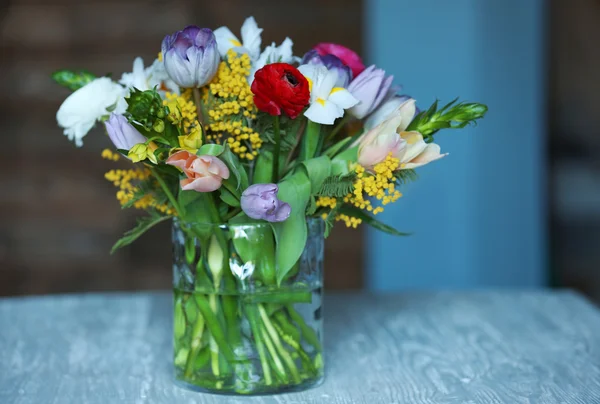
[172,218,324,395]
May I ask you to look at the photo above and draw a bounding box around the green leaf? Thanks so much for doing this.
[110,213,170,254]
[52,70,96,91]
[395,169,418,186]
[230,223,276,285]
[306,196,317,215]
[338,205,410,236]
[253,151,274,184]
[330,145,358,175]
[178,190,212,225]
[219,187,240,207]
[197,144,224,156]
[300,120,320,160]
[270,170,311,285]
[219,144,248,190]
[324,208,341,239]
[317,172,357,197]
[301,155,331,194]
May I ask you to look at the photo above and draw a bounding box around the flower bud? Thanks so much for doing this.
[161,26,220,88]
[348,65,394,119]
[240,184,291,222]
[104,113,146,151]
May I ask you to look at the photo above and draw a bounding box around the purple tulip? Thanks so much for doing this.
[347,65,394,119]
[104,113,146,150]
[241,184,291,222]
[161,26,220,88]
[301,49,352,88]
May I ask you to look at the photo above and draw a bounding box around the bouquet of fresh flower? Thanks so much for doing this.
[53,17,486,395]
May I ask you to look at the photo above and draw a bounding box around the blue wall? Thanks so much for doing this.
[364,0,547,290]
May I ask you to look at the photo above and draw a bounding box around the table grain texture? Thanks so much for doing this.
[1,291,600,404]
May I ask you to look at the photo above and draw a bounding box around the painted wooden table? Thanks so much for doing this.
[1,291,599,404]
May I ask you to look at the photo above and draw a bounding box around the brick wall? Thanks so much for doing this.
[0,0,364,296]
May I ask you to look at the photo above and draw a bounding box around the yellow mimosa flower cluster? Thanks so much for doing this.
[344,154,402,215]
[315,154,403,229]
[203,50,261,160]
[163,89,201,138]
[103,164,176,216]
[101,149,120,162]
[337,214,362,229]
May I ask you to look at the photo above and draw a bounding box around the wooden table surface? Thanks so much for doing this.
[1,291,600,404]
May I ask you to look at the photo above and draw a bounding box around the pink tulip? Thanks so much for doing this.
[313,43,365,78]
[357,99,416,168]
[166,150,230,192]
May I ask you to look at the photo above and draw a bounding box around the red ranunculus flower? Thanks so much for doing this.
[314,42,365,78]
[251,63,310,119]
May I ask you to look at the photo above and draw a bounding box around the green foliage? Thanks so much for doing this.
[126,88,173,142]
[255,114,302,151]
[324,203,342,238]
[270,170,311,285]
[406,98,488,141]
[111,212,170,253]
[219,188,240,207]
[253,151,275,184]
[51,70,96,91]
[301,155,331,194]
[395,169,418,186]
[197,144,224,156]
[317,172,357,198]
[339,205,409,236]
[230,224,276,285]
[220,144,249,190]
[300,120,320,161]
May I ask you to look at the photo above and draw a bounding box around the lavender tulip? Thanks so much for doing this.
[241,184,291,222]
[347,65,394,119]
[104,113,146,150]
[161,26,220,88]
[301,49,352,88]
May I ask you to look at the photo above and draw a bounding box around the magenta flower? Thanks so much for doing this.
[313,43,365,78]
[347,65,394,119]
[104,113,146,151]
[161,26,220,88]
[241,184,291,222]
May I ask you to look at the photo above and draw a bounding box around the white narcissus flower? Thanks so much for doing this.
[120,57,180,95]
[214,16,263,61]
[250,37,295,84]
[56,77,126,147]
[297,64,359,125]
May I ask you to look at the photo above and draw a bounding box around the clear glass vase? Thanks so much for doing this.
[172,218,324,395]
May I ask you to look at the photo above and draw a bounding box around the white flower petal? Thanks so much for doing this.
[214,26,241,57]
[146,58,180,95]
[249,37,296,84]
[119,57,148,91]
[365,96,411,130]
[395,99,417,132]
[304,100,343,125]
[240,16,263,61]
[56,77,125,147]
[403,143,447,169]
[397,131,428,163]
[329,88,359,109]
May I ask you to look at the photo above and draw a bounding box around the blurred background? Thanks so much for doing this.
[0,0,598,300]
